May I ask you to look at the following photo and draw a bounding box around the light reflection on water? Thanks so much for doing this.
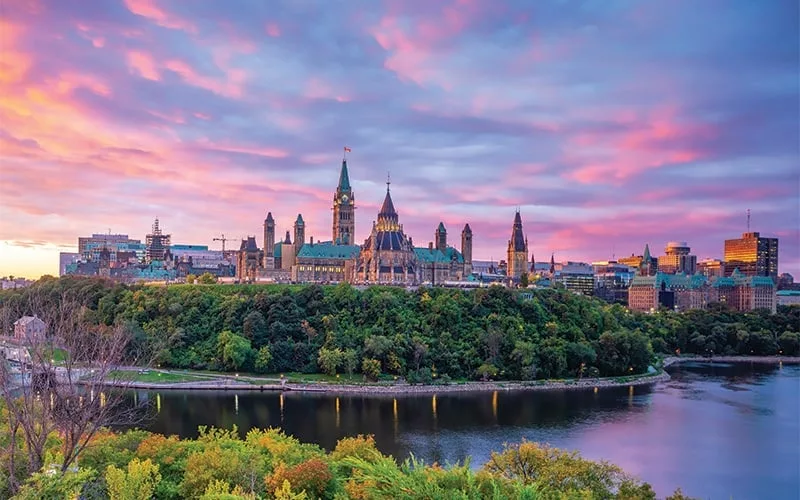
[126,362,799,499]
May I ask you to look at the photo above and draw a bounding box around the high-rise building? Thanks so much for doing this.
[657,241,697,275]
[145,218,171,263]
[723,232,778,281]
[332,159,355,245]
[506,211,528,280]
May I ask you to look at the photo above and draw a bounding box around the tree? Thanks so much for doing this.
[216,331,252,371]
[482,440,655,499]
[105,458,162,500]
[317,347,343,376]
[254,346,272,373]
[185,274,197,284]
[778,331,800,356]
[361,358,381,381]
[342,349,358,377]
[0,289,147,494]
[242,311,267,345]
[197,272,218,285]
[519,272,529,288]
[476,363,498,381]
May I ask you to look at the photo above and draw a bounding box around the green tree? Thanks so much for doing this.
[186,274,197,284]
[317,347,344,376]
[254,346,272,373]
[476,363,498,381]
[519,272,529,288]
[197,272,218,284]
[216,330,252,371]
[342,348,358,377]
[482,440,655,499]
[362,358,381,381]
[242,310,267,346]
[778,331,799,356]
[105,458,162,500]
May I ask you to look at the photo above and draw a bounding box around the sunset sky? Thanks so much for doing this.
[1,0,798,279]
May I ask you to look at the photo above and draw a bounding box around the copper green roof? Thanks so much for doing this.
[296,214,304,224]
[630,272,708,289]
[338,160,351,192]
[414,247,449,263]
[274,244,282,258]
[297,243,360,260]
[437,222,446,233]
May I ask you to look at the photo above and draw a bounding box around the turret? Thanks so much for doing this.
[436,222,447,252]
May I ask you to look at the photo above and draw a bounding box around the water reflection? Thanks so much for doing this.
[124,362,799,499]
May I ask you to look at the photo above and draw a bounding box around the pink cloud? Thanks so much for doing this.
[164,57,246,98]
[126,50,160,80]
[123,0,197,33]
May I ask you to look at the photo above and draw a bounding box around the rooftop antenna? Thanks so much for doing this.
[746,209,751,232]
[386,171,391,192]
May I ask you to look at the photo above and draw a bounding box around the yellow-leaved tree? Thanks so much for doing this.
[105,458,162,500]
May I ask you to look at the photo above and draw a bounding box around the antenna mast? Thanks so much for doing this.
[746,209,751,232]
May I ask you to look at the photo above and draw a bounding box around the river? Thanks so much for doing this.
[129,362,799,499]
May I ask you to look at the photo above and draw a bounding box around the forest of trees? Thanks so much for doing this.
[2,277,798,383]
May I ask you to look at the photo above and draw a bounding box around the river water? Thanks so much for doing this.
[131,362,799,499]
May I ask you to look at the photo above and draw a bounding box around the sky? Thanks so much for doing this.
[0,0,798,279]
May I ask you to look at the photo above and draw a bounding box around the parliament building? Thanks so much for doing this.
[237,157,473,284]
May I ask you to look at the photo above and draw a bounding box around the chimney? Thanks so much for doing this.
[428,242,433,250]
[310,236,314,246]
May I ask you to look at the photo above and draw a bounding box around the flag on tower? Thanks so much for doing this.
[344,146,351,153]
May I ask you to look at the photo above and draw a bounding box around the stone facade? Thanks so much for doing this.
[236,236,262,282]
[332,160,355,245]
[356,183,417,284]
[506,211,528,281]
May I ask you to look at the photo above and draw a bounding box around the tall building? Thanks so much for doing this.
[461,224,473,276]
[657,241,697,275]
[263,212,275,268]
[724,232,778,281]
[145,218,171,263]
[332,159,355,245]
[639,244,656,276]
[293,214,305,257]
[356,180,417,284]
[506,211,529,280]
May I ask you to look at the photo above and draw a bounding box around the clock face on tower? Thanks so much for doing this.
[342,195,349,204]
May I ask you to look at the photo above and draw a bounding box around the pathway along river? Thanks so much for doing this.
[125,362,799,499]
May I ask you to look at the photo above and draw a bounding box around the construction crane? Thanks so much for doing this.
[213,234,229,252]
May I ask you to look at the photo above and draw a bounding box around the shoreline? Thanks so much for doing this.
[103,355,798,394]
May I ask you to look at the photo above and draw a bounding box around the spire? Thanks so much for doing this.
[549,253,555,274]
[265,212,274,222]
[437,222,446,233]
[643,243,651,261]
[284,231,291,244]
[379,179,397,220]
[531,252,536,272]
[510,210,525,252]
[296,214,304,225]
[338,159,351,192]
[462,223,472,234]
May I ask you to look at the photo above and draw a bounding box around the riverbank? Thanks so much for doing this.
[102,355,799,394]
[663,355,800,367]
[108,369,672,394]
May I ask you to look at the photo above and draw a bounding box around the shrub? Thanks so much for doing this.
[266,458,332,498]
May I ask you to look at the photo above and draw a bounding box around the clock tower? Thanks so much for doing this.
[332,159,355,245]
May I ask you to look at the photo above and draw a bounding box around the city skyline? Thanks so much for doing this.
[1,0,798,279]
